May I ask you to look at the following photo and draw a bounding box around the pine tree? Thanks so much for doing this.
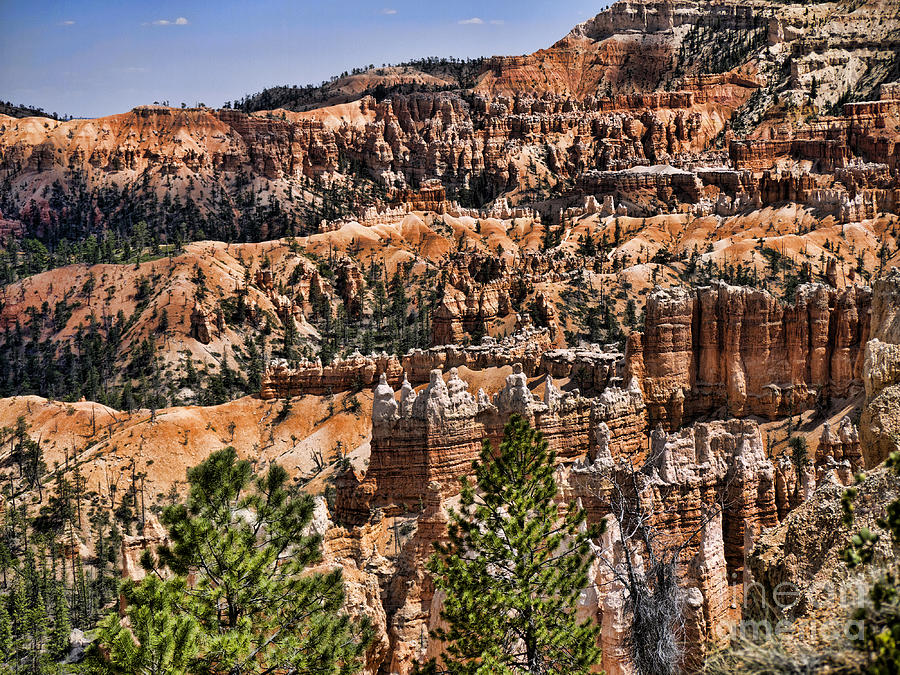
[425,415,602,674]
[0,541,12,588]
[143,447,372,674]
[788,435,809,502]
[11,576,27,648]
[50,579,70,659]
[95,575,198,675]
[27,590,46,675]
[0,597,12,665]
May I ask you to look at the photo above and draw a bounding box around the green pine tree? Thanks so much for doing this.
[94,575,198,675]
[425,414,602,674]
[788,435,809,502]
[0,598,12,665]
[11,577,27,664]
[27,590,47,675]
[49,580,70,659]
[0,541,12,587]
[149,447,372,674]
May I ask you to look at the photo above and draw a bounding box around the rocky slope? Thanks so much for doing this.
[1,1,897,248]
[477,0,899,115]
[1,0,899,672]
[746,463,900,662]
[0,390,372,504]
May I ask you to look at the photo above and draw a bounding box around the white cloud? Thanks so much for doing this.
[60,20,75,26]
[381,8,397,15]
[490,19,504,25]
[458,17,484,25]
[150,17,189,26]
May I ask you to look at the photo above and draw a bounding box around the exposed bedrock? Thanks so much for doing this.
[259,327,552,398]
[336,364,648,523]
[860,269,900,467]
[747,465,900,630]
[336,375,794,672]
[626,281,872,428]
[815,416,862,486]
[567,417,780,670]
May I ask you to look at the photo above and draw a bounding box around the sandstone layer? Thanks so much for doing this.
[337,365,648,523]
[627,281,871,426]
[861,269,900,467]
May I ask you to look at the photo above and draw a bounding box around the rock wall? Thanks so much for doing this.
[746,465,900,632]
[0,78,747,234]
[331,377,827,672]
[540,345,624,392]
[815,416,862,485]
[259,328,553,398]
[431,284,514,346]
[729,94,900,172]
[323,287,869,670]
[404,328,553,382]
[337,364,648,523]
[578,166,702,204]
[327,482,452,675]
[626,281,872,427]
[260,353,403,398]
[860,269,900,467]
[569,418,778,670]
[429,250,584,347]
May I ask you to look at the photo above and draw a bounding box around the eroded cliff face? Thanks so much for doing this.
[259,328,553,398]
[0,83,744,232]
[476,0,898,111]
[329,364,798,673]
[627,281,872,427]
[339,365,648,521]
[0,0,897,250]
[322,294,874,672]
[80,267,899,675]
[861,269,900,467]
[3,1,899,672]
[25,267,899,675]
[747,465,900,632]
[567,418,779,670]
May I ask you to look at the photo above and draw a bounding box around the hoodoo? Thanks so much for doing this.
[2,0,900,672]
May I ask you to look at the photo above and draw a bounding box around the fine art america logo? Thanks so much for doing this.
[735,576,871,642]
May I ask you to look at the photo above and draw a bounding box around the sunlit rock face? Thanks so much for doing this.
[337,363,648,524]
[569,418,777,671]
[861,269,900,467]
[627,281,871,427]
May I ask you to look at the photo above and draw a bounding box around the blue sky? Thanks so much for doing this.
[0,1,610,119]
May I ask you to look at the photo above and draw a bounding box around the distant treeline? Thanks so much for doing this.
[231,56,486,113]
[0,101,72,121]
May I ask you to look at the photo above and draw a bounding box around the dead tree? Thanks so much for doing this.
[593,457,729,675]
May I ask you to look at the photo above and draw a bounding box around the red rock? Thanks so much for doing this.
[627,282,871,426]
[337,364,648,523]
